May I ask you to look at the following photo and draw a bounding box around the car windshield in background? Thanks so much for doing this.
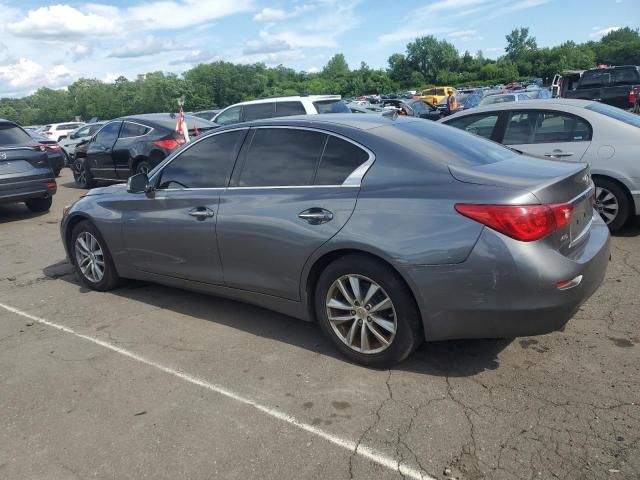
[480,94,516,105]
[585,102,640,128]
[313,100,351,114]
[0,123,32,144]
[377,120,515,167]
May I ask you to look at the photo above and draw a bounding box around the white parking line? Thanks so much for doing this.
[0,302,434,480]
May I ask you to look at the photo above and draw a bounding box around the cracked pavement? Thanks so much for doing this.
[0,170,639,479]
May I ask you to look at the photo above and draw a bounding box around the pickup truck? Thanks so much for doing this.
[563,65,640,109]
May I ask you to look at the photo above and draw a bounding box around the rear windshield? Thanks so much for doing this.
[377,120,514,167]
[481,94,515,105]
[313,100,350,114]
[585,102,640,128]
[0,123,32,145]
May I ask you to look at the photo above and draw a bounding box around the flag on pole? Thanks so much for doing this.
[175,106,190,142]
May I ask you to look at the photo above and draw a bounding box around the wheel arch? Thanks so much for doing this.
[64,214,119,277]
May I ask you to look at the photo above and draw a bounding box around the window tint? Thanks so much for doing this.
[313,100,350,113]
[94,122,121,147]
[586,102,640,128]
[579,71,610,87]
[316,136,369,185]
[88,124,103,135]
[243,102,275,121]
[215,106,242,126]
[74,126,91,137]
[120,122,151,138]
[59,123,82,130]
[158,130,244,189]
[480,95,515,106]
[503,111,592,145]
[0,123,31,145]
[613,68,640,85]
[445,114,499,140]
[275,101,306,117]
[237,128,326,187]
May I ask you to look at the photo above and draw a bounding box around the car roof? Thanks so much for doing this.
[117,113,216,129]
[230,95,341,107]
[441,99,597,119]
[231,113,419,131]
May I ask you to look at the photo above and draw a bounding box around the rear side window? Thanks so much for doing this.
[0,123,31,145]
[613,68,640,85]
[315,136,369,185]
[444,114,499,140]
[243,102,275,121]
[120,122,151,138]
[158,130,244,189]
[579,71,610,87]
[503,111,592,145]
[237,128,326,187]
[275,101,306,117]
[313,100,350,114]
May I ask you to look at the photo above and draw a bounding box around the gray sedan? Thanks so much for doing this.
[60,114,609,367]
[439,99,640,231]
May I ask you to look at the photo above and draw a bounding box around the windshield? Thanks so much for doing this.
[0,123,32,145]
[313,100,350,114]
[586,102,640,128]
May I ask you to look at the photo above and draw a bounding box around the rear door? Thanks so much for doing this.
[86,121,122,180]
[498,110,592,161]
[217,127,371,300]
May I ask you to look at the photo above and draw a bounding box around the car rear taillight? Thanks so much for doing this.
[455,203,574,242]
[153,138,186,150]
[41,144,61,152]
[33,145,47,152]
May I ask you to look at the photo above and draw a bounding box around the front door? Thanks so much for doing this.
[499,110,592,162]
[86,121,122,180]
[122,129,246,284]
[217,127,371,300]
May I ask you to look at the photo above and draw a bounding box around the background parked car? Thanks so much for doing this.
[420,86,456,105]
[192,109,221,121]
[563,66,640,108]
[436,93,482,115]
[61,114,609,367]
[73,113,216,188]
[440,99,640,231]
[37,122,85,142]
[212,95,349,126]
[27,130,65,176]
[479,93,532,106]
[0,118,57,212]
[59,122,106,161]
[400,99,444,120]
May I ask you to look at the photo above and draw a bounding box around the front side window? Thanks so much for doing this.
[243,103,275,121]
[120,122,151,138]
[315,136,369,185]
[237,128,326,187]
[88,124,103,135]
[445,114,499,140]
[74,126,91,137]
[215,106,242,126]
[158,130,245,189]
[94,122,122,147]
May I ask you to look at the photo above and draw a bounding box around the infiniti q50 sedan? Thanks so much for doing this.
[60,114,610,367]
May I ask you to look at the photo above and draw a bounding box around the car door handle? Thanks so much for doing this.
[188,207,215,220]
[544,151,574,158]
[298,208,334,225]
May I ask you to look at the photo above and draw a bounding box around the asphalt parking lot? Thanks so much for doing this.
[1,169,639,480]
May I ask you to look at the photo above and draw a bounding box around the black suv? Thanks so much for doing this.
[564,65,640,109]
[73,113,216,188]
[0,119,57,212]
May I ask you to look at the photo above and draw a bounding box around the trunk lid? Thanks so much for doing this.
[0,146,49,176]
[450,155,594,251]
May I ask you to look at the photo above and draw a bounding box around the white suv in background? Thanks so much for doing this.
[212,95,349,126]
[38,122,86,142]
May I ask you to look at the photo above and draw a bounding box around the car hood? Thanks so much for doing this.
[85,183,127,196]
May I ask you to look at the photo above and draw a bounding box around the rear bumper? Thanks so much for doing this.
[402,213,611,341]
[0,175,57,204]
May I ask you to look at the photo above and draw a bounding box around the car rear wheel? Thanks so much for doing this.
[594,178,629,232]
[25,196,52,213]
[73,158,96,189]
[136,160,152,175]
[315,255,422,368]
[71,221,121,291]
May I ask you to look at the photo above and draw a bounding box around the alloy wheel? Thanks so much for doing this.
[595,186,619,225]
[75,161,86,186]
[137,163,150,174]
[74,232,105,283]
[325,274,397,354]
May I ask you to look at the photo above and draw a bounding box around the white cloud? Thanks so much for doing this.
[0,58,73,92]
[253,4,315,22]
[243,39,292,55]
[8,5,117,39]
[168,50,222,66]
[589,26,620,38]
[448,30,478,38]
[69,44,94,62]
[306,66,320,73]
[108,36,182,58]
[378,28,450,44]
[234,49,305,66]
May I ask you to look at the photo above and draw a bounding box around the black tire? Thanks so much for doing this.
[135,160,152,175]
[73,158,96,189]
[314,254,423,368]
[594,177,630,232]
[25,196,52,213]
[70,221,122,291]
[53,167,61,177]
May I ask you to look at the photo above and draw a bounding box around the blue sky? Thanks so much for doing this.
[0,0,636,97]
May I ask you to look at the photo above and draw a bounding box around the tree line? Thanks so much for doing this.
[1,27,638,126]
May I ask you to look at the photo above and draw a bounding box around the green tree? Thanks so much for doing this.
[405,36,459,84]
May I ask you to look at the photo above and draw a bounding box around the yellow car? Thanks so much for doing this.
[420,86,456,105]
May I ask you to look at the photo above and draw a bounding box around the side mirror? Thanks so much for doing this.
[127,173,151,193]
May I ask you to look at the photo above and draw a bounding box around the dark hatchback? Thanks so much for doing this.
[73,113,217,188]
[28,131,66,176]
[0,119,57,212]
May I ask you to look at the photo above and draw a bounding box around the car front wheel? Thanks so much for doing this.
[71,221,121,291]
[73,158,96,189]
[315,255,422,368]
[25,196,52,212]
